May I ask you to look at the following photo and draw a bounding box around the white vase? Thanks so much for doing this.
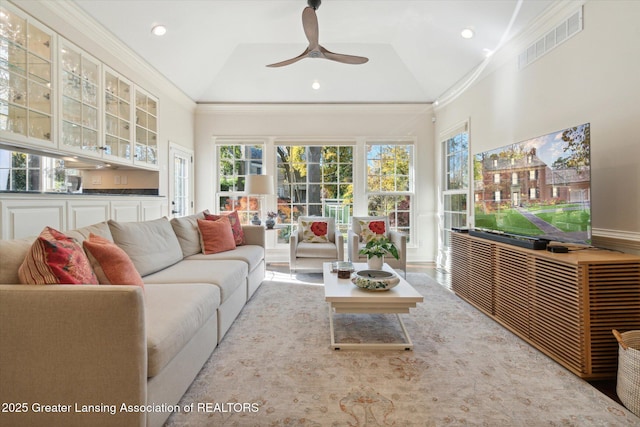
[367,255,383,270]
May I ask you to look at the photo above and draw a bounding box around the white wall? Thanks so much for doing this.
[10,1,196,207]
[435,0,640,245]
[195,104,437,262]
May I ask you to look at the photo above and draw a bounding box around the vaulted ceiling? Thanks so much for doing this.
[73,0,554,104]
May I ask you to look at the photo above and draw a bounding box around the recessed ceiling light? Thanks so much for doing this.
[151,25,167,36]
[461,28,474,39]
[312,80,320,90]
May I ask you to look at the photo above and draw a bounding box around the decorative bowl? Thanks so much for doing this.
[352,270,400,291]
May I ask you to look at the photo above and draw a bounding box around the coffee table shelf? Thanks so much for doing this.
[323,262,423,350]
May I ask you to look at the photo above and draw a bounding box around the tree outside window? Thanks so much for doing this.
[276,145,353,244]
[366,144,413,241]
[216,144,264,224]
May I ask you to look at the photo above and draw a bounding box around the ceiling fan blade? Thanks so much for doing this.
[266,48,310,68]
[320,46,369,65]
[302,6,319,49]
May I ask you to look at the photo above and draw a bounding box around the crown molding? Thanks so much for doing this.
[10,0,195,112]
[196,103,433,115]
[434,0,587,110]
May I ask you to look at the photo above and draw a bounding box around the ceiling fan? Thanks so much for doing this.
[266,0,369,67]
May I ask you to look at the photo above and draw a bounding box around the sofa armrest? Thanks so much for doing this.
[242,225,265,247]
[0,284,147,427]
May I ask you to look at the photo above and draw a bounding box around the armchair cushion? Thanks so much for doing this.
[300,220,329,243]
[358,219,388,243]
[296,242,339,258]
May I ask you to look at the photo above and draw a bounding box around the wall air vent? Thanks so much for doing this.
[518,7,583,70]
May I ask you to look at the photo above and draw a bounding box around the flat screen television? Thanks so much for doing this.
[473,123,591,244]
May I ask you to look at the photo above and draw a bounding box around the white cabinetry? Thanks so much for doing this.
[0,3,54,149]
[0,195,167,239]
[1,5,160,171]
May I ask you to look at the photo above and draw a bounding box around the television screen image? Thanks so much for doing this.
[473,123,591,244]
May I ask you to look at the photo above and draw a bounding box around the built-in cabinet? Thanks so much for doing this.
[0,5,54,147]
[0,194,167,239]
[451,232,640,379]
[1,3,159,170]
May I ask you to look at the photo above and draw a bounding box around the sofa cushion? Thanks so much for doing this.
[65,221,113,244]
[108,218,183,277]
[0,238,34,284]
[83,234,145,288]
[144,284,220,377]
[18,227,98,285]
[143,260,247,303]
[170,211,206,258]
[197,218,236,255]
[186,244,264,272]
[204,211,245,246]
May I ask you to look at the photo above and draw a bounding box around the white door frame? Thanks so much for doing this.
[168,141,194,217]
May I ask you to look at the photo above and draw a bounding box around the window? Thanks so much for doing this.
[0,148,78,192]
[512,172,518,185]
[367,143,414,240]
[529,187,537,199]
[276,145,353,243]
[529,170,536,180]
[494,173,500,184]
[441,129,468,247]
[216,143,264,223]
[495,190,501,201]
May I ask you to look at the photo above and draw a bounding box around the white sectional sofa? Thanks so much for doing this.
[0,211,265,427]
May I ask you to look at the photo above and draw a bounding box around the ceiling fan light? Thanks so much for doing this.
[151,25,167,36]
[461,28,474,39]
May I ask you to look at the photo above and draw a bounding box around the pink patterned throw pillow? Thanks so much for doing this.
[18,226,98,285]
[204,210,245,245]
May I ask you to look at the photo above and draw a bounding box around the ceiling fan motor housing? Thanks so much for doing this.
[307,0,321,10]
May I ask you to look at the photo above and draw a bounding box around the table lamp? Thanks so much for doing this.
[245,174,274,225]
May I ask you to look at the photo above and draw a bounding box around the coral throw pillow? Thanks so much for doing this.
[359,219,387,243]
[204,210,245,246]
[197,217,237,254]
[83,233,145,288]
[18,226,98,285]
[301,220,329,243]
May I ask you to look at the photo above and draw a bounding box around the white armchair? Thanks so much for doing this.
[290,216,344,273]
[348,216,407,277]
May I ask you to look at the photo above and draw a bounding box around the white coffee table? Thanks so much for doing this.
[323,262,424,350]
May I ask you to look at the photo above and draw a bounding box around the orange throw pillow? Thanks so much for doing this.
[204,210,245,245]
[197,217,237,254]
[18,226,98,285]
[83,233,145,288]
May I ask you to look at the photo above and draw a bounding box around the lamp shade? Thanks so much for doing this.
[245,175,274,195]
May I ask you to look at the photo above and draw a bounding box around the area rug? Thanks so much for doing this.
[165,272,640,426]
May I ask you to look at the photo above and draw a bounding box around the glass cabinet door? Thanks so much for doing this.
[0,5,53,145]
[60,40,100,155]
[104,68,132,161]
[134,88,158,167]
